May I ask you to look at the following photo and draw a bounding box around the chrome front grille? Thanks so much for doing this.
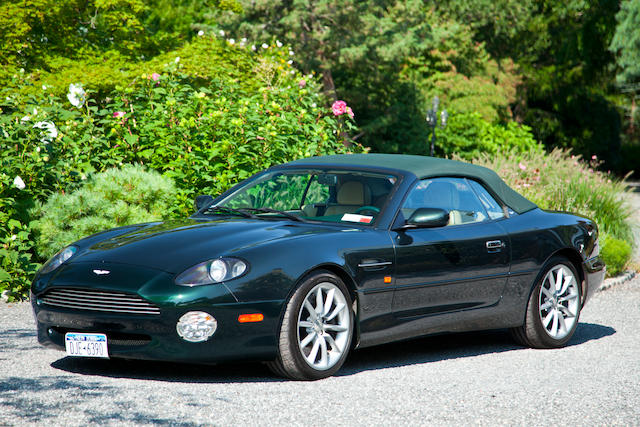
[39,288,160,315]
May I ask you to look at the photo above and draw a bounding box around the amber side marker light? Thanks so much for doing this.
[238,313,264,323]
[384,276,392,283]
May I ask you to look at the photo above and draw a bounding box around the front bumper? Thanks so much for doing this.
[31,262,285,363]
[32,298,283,363]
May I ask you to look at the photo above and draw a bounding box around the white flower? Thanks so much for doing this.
[276,40,283,47]
[198,30,205,36]
[81,174,87,180]
[219,30,225,37]
[228,38,235,44]
[67,83,86,108]
[241,37,247,43]
[290,70,295,75]
[13,176,25,190]
[311,103,317,108]
[21,115,30,122]
[42,85,47,90]
[251,45,256,51]
[262,43,269,49]
[289,50,294,56]
[11,235,17,241]
[287,60,293,65]
[33,121,58,144]
[36,147,41,152]
[175,56,180,63]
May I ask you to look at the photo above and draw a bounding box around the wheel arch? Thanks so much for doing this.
[280,263,361,349]
[517,247,585,327]
[549,248,586,304]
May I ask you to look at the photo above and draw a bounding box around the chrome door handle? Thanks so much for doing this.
[486,240,505,252]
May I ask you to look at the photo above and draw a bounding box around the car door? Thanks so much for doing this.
[391,177,511,318]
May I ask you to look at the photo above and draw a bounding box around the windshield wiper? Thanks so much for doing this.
[204,206,257,218]
[241,207,308,223]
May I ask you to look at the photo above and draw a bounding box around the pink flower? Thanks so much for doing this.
[518,162,527,171]
[151,73,160,81]
[332,100,348,116]
[298,79,306,88]
[346,107,354,119]
[591,154,597,160]
[113,111,125,118]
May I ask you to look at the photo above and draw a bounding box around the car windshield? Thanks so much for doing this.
[213,169,398,225]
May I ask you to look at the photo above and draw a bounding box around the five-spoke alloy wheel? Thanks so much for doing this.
[268,270,354,380]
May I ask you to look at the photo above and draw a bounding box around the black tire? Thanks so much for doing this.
[511,256,582,348]
[267,270,354,380]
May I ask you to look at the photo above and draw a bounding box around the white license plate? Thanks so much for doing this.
[65,333,109,358]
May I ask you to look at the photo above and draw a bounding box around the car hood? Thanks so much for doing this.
[70,218,343,273]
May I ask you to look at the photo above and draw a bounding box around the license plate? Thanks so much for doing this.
[65,333,109,358]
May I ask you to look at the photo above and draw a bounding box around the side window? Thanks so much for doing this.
[467,180,505,220]
[401,177,490,226]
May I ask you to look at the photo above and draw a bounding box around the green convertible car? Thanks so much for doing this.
[31,154,605,380]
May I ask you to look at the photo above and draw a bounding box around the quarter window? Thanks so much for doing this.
[467,180,505,220]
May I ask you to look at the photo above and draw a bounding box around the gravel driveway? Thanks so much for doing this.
[1,276,639,426]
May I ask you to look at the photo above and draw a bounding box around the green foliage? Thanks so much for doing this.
[600,236,632,276]
[34,165,176,259]
[0,37,358,300]
[220,1,523,156]
[609,0,640,87]
[439,112,541,159]
[468,148,634,246]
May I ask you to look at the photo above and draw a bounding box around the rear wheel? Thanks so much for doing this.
[267,271,353,380]
[511,256,582,348]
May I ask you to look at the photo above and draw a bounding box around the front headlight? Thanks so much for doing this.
[40,246,77,275]
[175,257,248,286]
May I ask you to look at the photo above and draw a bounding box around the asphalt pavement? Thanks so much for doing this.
[1,275,639,426]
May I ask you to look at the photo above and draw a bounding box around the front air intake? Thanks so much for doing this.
[39,288,160,315]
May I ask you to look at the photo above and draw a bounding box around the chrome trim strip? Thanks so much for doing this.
[357,261,393,268]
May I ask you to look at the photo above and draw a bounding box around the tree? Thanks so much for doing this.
[610,0,640,133]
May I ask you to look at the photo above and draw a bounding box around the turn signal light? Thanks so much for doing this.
[384,276,392,283]
[238,313,264,323]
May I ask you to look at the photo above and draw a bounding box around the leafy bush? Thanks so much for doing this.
[439,112,541,160]
[600,236,632,276]
[0,37,359,301]
[469,148,634,274]
[34,165,176,259]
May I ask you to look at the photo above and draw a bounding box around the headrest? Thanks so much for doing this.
[337,181,371,205]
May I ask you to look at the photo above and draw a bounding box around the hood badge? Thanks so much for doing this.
[93,269,111,275]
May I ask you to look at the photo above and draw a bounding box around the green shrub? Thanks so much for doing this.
[600,235,632,276]
[1,37,360,300]
[33,165,177,259]
[440,112,541,160]
[468,149,634,266]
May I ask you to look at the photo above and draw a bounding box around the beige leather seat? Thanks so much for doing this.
[324,181,371,216]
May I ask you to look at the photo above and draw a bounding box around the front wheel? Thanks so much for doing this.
[267,271,354,380]
[511,256,582,348]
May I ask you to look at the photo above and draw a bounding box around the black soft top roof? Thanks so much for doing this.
[284,153,537,214]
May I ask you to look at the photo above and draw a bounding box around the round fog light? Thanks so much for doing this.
[176,311,217,343]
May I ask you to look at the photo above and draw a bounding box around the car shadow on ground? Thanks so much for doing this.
[49,322,615,383]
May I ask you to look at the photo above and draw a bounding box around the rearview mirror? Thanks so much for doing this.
[406,208,449,228]
[194,195,214,211]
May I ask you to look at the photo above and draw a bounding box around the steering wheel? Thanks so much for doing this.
[355,205,380,216]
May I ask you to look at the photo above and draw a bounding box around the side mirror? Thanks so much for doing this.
[406,208,449,228]
[194,195,214,211]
